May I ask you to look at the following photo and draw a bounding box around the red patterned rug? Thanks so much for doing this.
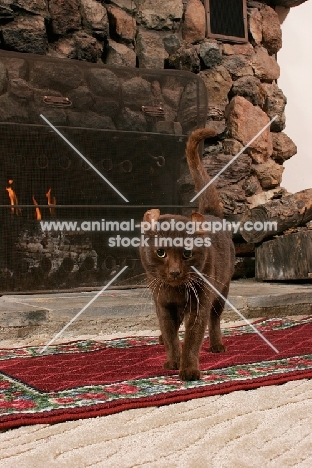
[1,316,312,430]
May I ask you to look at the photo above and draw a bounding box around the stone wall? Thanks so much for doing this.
[0,0,298,215]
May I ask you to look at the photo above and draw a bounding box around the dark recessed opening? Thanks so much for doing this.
[205,0,248,43]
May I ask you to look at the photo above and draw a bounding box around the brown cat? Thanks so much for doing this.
[139,128,235,381]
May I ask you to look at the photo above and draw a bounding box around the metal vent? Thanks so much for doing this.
[205,0,248,43]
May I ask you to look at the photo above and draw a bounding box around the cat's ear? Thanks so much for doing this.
[191,211,205,223]
[142,209,160,232]
[191,211,206,235]
[143,209,160,222]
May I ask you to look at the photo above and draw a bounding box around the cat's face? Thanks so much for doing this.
[143,244,208,287]
[139,210,211,287]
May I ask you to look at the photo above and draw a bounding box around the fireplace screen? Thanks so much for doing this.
[0,51,208,292]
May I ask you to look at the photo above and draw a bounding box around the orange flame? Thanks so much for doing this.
[46,188,56,217]
[32,195,42,220]
[6,180,22,215]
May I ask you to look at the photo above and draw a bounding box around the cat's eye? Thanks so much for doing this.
[156,249,166,258]
[182,249,192,259]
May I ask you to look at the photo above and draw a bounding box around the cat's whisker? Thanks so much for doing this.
[189,273,227,299]
[186,279,201,328]
[147,277,159,295]
[155,281,164,304]
[189,271,228,291]
[190,276,225,317]
[115,272,147,288]
[187,276,225,318]
[185,283,191,314]
[188,280,200,305]
[189,270,225,283]
[150,280,162,296]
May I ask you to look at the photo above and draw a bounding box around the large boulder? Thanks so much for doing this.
[199,65,232,106]
[248,8,262,44]
[223,55,253,79]
[163,34,181,55]
[136,29,168,68]
[222,42,254,56]
[1,16,48,54]
[13,0,50,18]
[50,32,103,62]
[166,42,200,73]
[252,159,284,189]
[271,132,297,164]
[107,6,136,42]
[135,0,183,30]
[80,0,109,39]
[182,0,206,44]
[49,0,81,35]
[251,46,280,81]
[261,5,282,55]
[230,76,266,107]
[199,41,222,68]
[226,96,273,163]
[261,82,287,132]
[105,40,137,67]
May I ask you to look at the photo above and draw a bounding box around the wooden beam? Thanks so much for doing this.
[241,189,312,243]
[255,230,312,281]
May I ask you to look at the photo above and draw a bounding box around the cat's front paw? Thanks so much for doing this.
[209,344,226,353]
[179,368,201,381]
[163,360,179,370]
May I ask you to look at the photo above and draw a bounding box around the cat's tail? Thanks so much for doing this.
[186,127,223,218]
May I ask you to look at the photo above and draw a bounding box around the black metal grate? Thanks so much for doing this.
[0,50,208,292]
[205,0,248,43]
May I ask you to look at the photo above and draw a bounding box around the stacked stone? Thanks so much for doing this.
[0,0,298,214]
[174,0,297,215]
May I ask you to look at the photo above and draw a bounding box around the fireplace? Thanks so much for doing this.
[0,51,207,292]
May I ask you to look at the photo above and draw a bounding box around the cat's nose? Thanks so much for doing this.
[170,270,180,279]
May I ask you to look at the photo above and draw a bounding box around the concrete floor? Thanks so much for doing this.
[0,279,311,340]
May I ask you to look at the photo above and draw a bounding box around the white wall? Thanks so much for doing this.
[277,1,312,193]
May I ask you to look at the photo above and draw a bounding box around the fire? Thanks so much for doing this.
[46,188,56,217]
[6,180,56,219]
[6,180,22,215]
[32,195,42,220]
